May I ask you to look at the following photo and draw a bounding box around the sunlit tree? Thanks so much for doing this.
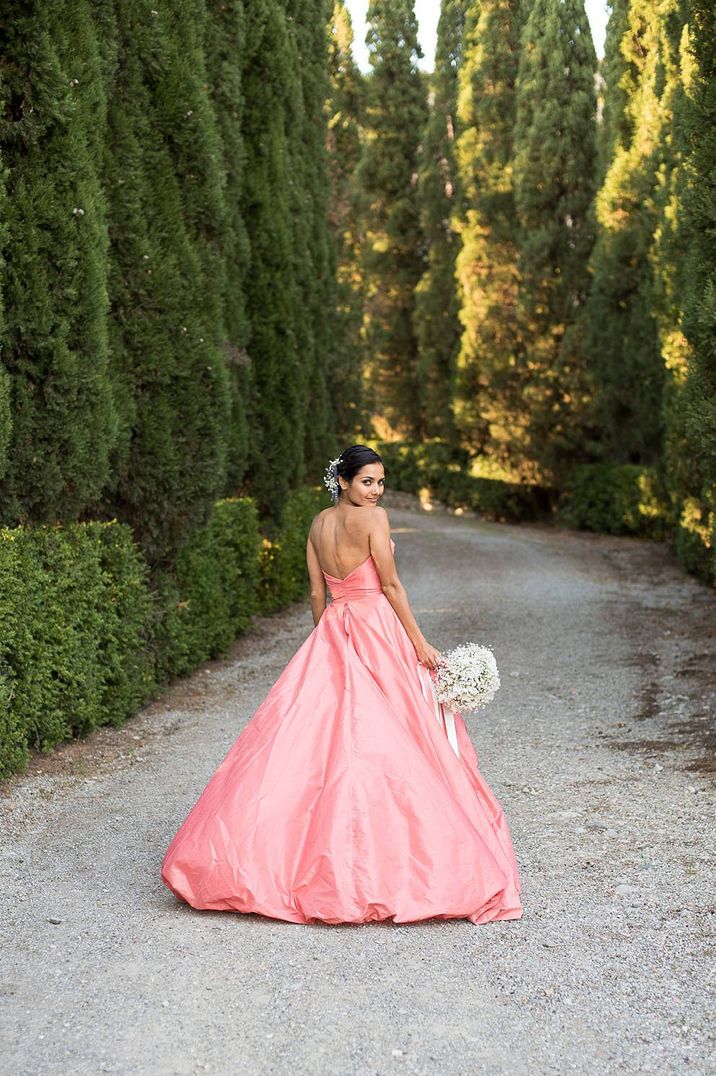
[358,0,428,436]
[513,0,598,480]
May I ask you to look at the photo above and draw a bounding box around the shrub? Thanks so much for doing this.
[375,440,548,523]
[259,488,326,613]
[150,498,261,683]
[372,442,423,495]
[557,464,669,538]
[0,520,153,778]
[0,490,322,779]
[674,498,714,584]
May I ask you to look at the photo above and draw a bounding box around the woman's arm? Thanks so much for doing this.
[368,509,442,671]
[306,534,327,626]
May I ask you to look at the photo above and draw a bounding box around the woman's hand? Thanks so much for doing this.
[414,638,443,671]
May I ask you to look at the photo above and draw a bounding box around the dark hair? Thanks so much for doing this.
[336,444,383,493]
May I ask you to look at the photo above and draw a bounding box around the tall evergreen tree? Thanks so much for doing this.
[284,0,335,476]
[326,0,366,438]
[582,0,665,465]
[0,157,10,480]
[240,0,304,517]
[677,0,716,579]
[513,0,598,479]
[640,4,691,548]
[358,0,428,436]
[101,0,232,563]
[413,0,467,440]
[453,0,524,470]
[0,2,118,524]
[205,0,252,491]
[596,0,629,184]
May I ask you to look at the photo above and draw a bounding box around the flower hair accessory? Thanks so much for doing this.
[323,456,342,503]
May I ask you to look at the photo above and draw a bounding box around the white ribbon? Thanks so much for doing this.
[417,665,460,759]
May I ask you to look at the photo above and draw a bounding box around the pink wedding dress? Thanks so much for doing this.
[161,540,522,925]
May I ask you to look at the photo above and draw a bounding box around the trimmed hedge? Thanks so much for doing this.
[0,521,154,777]
[150,498,262,684]
[0,489,324,779]
[258,488,328,613]
[375,441,550,523]
[557,464,669,539]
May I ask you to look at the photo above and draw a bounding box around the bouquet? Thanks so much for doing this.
[434,642,501,715]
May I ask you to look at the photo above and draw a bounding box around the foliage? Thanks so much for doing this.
[0,488,322,778]
[582,0,668,465]
[0,2,118,524]
[676,0,716,583]
[413,0,467,440]
[513,0,599,481]
[453,0,525,469]
[285,0,336,478]
[151,498,261,682]
[557,463,668,537]
[326,1,368,439]
[100,0,233,565]
[358,0,428,436]
[376,440,549,522]
[258,488,327,613]
[0,1,336,544]
[240,0,305,518]
[204,0,252,491]
[0,519,153,778]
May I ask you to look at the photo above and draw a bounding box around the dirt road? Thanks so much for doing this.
[2,505,714,1075]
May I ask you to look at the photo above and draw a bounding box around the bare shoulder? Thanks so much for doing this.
[309,508,332,539]
[367,505,390,535]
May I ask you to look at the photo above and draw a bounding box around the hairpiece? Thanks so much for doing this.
[323,456,342,503]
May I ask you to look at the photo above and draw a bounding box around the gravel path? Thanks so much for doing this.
[2,505,715,1076]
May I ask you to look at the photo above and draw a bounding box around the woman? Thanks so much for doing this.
[161,444,522,925]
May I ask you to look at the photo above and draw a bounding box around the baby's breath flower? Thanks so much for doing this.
[434,642,500,714]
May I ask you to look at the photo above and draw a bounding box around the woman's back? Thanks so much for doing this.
[309,505,377,580]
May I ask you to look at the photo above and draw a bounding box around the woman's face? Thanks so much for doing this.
[341,463,385,507]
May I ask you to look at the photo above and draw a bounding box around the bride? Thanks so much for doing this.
[161,444,522,925]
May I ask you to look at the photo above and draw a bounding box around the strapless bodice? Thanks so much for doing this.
[322,538,394,601]
[323,557,382,601]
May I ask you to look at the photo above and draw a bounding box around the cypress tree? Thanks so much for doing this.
[642,4,690,539]
[284,0,335,476]
[240,0,304,517]
[582,0,665,465]
[326,0,367,439]
[358,0,428,436]
[204,0,251,491]
[453,0,524,470]
[413,0,467,440]
[677,1,716,578]
[0,160,10,480]
[596,0,629,184]
[102,0,231,564]
[513,0,598,479]
[0,2,117,524]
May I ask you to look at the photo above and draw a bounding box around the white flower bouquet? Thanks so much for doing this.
[434,642,501,715]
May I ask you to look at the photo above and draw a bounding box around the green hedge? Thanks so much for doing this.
[0,489,324,779]
[375,441,550,523]
[673,498,715,585]
[376,444,688,553]
[0,521,154,778]
[151,498,262,683]
[258,488,328,613]
[557,463,668,539]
